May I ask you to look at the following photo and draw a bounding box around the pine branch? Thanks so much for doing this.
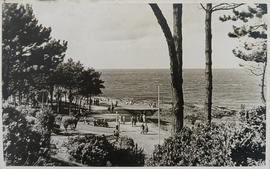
[251,24,267,31]
[211,3,229,11]
[240,63,263,76]
[229,24,267,39]
[212,3,244,12]
[200,3,207,11]
[247,68,263,76]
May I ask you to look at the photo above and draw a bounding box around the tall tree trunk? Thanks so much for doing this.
[79,97,83,113]
[75,95,78,111]
[68,89,72,116]
[50,85,54,108]
[89,95,92,112]
[204,4,213,125]
[150,3,184,133]
[57,98,60,114]
[57,95,62,114]
[261,59,267,103]
[64,92,67,103]
[173,4,184,132]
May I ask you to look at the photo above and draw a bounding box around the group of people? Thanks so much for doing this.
[114,113,149,139]
[117,115,126,124]
[125,100,135,105]
[140,123,148,134]
[130,114,148,134]
[114,112,125,138]
[108,101,118,112]
[149,102,157,108]
[90,98,100,106]
[131,114,146,127]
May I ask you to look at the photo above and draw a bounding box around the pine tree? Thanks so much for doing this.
[149,4,184,133]
[220,4,267,103]
[2,3,67,102]
[200,3,243,125]
[78,68,105,111]
[55,58,84,115]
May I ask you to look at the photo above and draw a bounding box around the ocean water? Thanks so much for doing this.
[100,69,263,110]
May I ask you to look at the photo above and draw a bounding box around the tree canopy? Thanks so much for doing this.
[2,4,105,111]
[2,4,68,100]
[220,4,267,103]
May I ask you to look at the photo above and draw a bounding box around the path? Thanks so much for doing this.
[51,120,171,160]
[116,121,170,157]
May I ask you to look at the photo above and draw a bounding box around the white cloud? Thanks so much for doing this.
[31,1,244,69]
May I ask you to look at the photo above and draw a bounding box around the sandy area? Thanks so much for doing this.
[51,119,170,161]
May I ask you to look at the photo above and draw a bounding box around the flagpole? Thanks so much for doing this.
[158,85,160,145]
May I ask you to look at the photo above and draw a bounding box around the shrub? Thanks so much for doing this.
[111,136,145,166]
[3,107,42,165]
[33,108,55,149]
[146,123,233,166]
[66,135,145,166]
[2,106,55,166]
[67,135,114,166]
[229,106,266,166]
[147,106,266,166]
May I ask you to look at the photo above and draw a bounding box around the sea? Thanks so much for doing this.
[100,69,263,110]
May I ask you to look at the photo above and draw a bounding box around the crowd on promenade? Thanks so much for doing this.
[114,112,149,139]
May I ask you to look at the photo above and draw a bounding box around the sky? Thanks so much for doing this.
[29,1,258,69]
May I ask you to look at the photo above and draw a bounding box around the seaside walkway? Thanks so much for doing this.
[51,120,170,159]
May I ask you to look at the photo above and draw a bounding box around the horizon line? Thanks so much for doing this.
[96,67,243,70]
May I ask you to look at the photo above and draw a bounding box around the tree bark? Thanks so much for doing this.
[55,89,61,114]
[57,98,61,114]
[261,59,267,103]
[50,85,54,108]
[68,89,73,116]
[75,95,78,111]
[173,4,184,132]
[79,97,83,113]
[89,95,92,112]
[150,4,184,133]
[204,4,213,125]
[64,92,67,103]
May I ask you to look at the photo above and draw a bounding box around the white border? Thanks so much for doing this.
[0,1,269,169]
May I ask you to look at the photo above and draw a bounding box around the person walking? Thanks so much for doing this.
[123,116,125,124]
[134,116,137,126]
[114,124,120,141]
[131,116,134,127]
[141,123,145,134]
[145,123,148,134]
[119,115,122,124]
[110,102,114,112]
[142,114,146,124]
[120,115,123,124]
[117,119,120,131]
